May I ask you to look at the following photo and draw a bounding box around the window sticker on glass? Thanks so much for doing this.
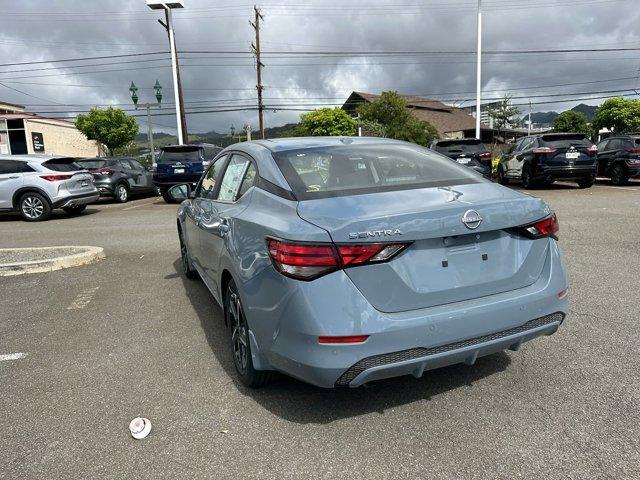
[218,157,250,202]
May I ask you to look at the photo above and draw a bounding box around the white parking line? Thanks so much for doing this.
[0,352,28,362]
[597,185,638,192]
[122,200,160,211]
[67,287,99,310]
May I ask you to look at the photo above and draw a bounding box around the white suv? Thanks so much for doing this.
[0,155,99,221]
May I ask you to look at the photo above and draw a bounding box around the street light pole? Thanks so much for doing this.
[130,80,162,162]
[146,104,155,159]
[475,0,482,140]
[146,1,187,145]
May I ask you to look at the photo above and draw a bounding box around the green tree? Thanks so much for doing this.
[297,107,356,136]
[75,107,139,156]
[357,91,438,146]
[552,110,590,135]
[485,96,520,143]
[592,97,640,134]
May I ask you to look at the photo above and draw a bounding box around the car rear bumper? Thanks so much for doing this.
[535,165,596,180]
[153,175,201,188]
[249,239,569,388]
[52,191,100,208]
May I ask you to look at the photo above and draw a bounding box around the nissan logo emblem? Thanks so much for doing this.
[462,210,483,230]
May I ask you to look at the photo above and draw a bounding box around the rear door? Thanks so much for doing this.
[539,134,594,168]
[0,160,26,209]
[156,147,204,183]
[596,139,611,175]
[275,142,551,313]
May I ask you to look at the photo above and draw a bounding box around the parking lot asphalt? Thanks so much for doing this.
[1,182,639,480]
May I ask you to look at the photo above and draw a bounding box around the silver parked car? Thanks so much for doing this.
[0,155,99,221]
[169,137,569,389]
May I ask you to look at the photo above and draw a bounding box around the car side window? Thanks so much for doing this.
[511,138,524,153]
[129,159,145,171]
[118,159,133,170]
[216,155,252,202]
[197,155,226,200]
[608,139,621,151]
[236,162,257,200]
[0,160,30,174]
[520,138,534,151]
[597,139,609,151]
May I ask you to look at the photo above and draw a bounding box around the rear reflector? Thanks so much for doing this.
[318,335,369,344]
[533,147,557,154]
[267,239,410,280]
[557,287,569,299]
[518,213,559,240]
[40,174,73,182]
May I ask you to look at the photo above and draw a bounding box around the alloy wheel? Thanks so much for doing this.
[229,292,249,372]
[117,185,128,202]
[22,196,44,219]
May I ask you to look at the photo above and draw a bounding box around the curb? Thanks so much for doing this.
[0,246,105,277]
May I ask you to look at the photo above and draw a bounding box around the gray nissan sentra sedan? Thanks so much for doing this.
[169,137,569,388]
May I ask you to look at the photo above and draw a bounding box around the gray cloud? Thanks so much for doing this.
[1,0,638,135]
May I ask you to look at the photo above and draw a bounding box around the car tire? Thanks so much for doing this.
[114,183,130,203]
[161,188,178,204]
[521,166,535,189]
[18,192,51,222]
[610,164,629,186]
[63,205,87,216]
[179,228,199,280]
[225,280,272,388]
[497,164,509,185]
[577,176,595,189]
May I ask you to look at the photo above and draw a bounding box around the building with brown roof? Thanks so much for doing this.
[342,91,492,141]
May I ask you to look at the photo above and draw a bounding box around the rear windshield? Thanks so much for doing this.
[158,147,203,163]
[435,140,487,154]
[42,158,83,172]
[273,143,482,200]
[77,159,112,169]
[540,135,592,148]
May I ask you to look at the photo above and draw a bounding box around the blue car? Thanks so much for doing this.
[170,137,569,388]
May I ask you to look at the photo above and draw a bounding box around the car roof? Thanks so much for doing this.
[248,136,408,153]
[0,154,76,163]
[433,138,483,144]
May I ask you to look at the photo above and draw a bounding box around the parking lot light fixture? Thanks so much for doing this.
[154,80,163,105]
[129,82,139,107]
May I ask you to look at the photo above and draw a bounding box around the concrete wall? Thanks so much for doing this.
[24,119,100,157]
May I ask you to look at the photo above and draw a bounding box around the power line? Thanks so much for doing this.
[0,52,169,68]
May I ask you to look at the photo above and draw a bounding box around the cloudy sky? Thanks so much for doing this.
[1,0,639,135]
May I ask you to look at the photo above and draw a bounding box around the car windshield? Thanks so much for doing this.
[436,141,487,154]
[273,143,482,200]
[540,134,592,148]
[158,147,203,163]
[42,158,84,172]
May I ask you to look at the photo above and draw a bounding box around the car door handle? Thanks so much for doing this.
[9,176,19,179]
[200,218,229,235]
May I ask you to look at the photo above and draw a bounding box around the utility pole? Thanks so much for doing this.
[475,0,482,140]
[251,5,265,139]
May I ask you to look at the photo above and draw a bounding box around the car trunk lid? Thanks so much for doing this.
[296,183,551,313]
[538,134,595,167]
[156,146,204,177]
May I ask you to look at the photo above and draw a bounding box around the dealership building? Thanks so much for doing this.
[0,101,100,157]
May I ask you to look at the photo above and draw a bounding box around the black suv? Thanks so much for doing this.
[497,133,598,189]
[595,135,640,185]
[77,157,155,203]
[153,143,223,203]
[429,139,492,177]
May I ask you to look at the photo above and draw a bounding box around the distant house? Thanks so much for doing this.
[342,91,489,140]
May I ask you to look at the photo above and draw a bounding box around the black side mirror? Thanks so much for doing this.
[167,184,192,202]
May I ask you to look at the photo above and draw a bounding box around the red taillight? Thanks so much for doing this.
[40,174,73,182]
[629,148,640,154]
[479,151,493,160]
[533,147,557,155]
[588,145,598,153]
[267,239,409,280]
[97,168,114,176]
[318,335,369,344]
[520,213,559,240]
